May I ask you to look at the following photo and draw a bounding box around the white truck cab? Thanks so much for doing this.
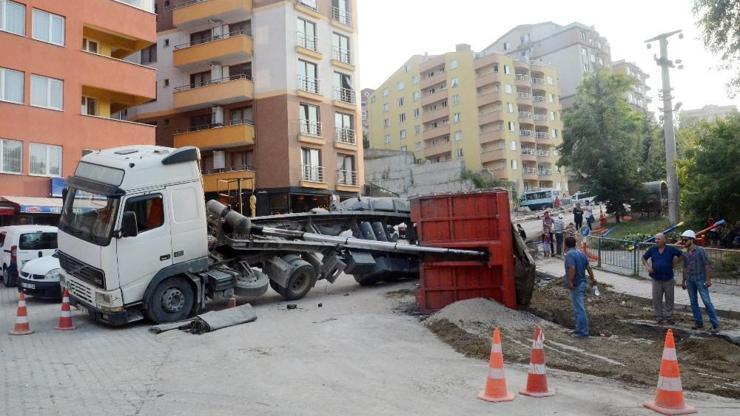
[58,145,207,325]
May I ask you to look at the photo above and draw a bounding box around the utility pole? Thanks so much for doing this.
[645,30,683,225]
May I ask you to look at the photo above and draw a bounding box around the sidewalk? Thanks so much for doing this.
[536,258,740,314]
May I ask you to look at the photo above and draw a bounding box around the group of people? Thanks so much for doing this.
[564,229,720,338]
[541,209,589,257]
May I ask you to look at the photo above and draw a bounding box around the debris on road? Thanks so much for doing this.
[287,304,297,310]
[149,304,257,335]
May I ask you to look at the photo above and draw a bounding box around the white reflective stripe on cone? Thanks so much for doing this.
[529,363,546,374]
[662,347,677,361]
[532,340,544,349]
[16,316,28,324]
[657,376,683,392]
[488,367,505,379]
[63,296,70,302]
[491,344,502,353]
[18,301,26,307]
[61,310,71,318]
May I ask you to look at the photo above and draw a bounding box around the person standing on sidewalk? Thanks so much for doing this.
[641,233,682,325]
[564,236,595,338]
[573,203,584,230]
[681,230,720,334]
[553,214,565,256]
[542,210,555,254]
[585,202,595,230]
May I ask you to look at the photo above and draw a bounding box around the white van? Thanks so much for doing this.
[0,225,58,287]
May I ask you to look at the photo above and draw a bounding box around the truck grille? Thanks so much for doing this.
[59,251,106,289]
[68,278,94,305]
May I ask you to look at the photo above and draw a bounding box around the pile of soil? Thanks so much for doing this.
[395,278,740,399]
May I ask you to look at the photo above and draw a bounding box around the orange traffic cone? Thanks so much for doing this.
[478,327,515,402]
[520,325,554,397]
[56,289,76,331]
[227,295,237,308]
[10,291,33,335]
[643,329,696,415]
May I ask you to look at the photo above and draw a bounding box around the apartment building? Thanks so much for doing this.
[680,104,739,124]
[128,0,361,215]
[367,44,568,195]
[482,22,612,108]
[360,87,373,147]
[611,60,651,113]
[0,0,156,223]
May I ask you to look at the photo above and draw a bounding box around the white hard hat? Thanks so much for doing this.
[681,230,696,239]
[558,214,563,219]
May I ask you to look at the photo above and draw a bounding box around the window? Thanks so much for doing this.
[332,0,350,25]
[190,29,211,46]
[581,31,587,40]
[332,32,351,64]
[299,0,318,10]
[164,79,170,87]
[141,44,157,64]
[384,134,391,144]
[31,75,63,110]
[546,76,553,85]
[451,94,459,106]
[0,138,22,174]
[0,67,23,104]
[397,81,405,91]
[229,20,251,36]
[82,38,98,54]
[450,77,459,88]
[404,64,410,73]
[229,62,251,78]
[412,91,420,101]
[230,107,253,124]
[510,140,516,150]
[383,88,388,97]
[507,102,514,113]
[399,113,406,123]
[414,125,421,135]
[164,39,169,47]
[455,148,463,158]
[454,130,462,141]
[333,71,353,102]
[189,114,211,129]
[453,112,460,123]
[400,146,407,151]
[29,143,62,177]
[504,84,512,94]
[503,42,510,51]
[32,9,65,46]
[81,96,97,116]
[0,0,25,36]
[398,97,404,107]
[413,108,420,118]
[298,59,318,93]
[411,75,419,84]
[336,153,355,185]
[503,65,511,75]
[301,148,322,181]
[299,103,321,136]
[550,111,556,120]
[383,118,389,128]
[449,59,459,70]
[124,195,165,233]
[511,160,517,170]
[551,129,558,138]
[581,47,587,57]
[189,70,211,88]
[297,17,317,51]
[548,93,554,103]
[415,141,422,150]
[383,103,388,112]
[507,121,516,131]
[400,129,407,139]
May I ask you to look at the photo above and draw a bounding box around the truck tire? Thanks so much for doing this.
[146,277,195,324]
[280,258,316,301]
[269,279,284,296]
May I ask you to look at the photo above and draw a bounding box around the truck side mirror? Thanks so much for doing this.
[121,211,139,238]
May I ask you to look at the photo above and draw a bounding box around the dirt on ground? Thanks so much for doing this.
[387,278,740,399]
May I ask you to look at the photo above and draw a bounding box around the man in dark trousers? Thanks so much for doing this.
[681,230,720,334]
[564,236,595,338]
[573,203,584,230]
[641,233,682,325]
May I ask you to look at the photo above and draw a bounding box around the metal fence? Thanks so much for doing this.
[592,236,740,286]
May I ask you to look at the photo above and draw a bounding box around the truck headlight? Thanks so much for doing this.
[45,268,62,281]
[95,292,112,307]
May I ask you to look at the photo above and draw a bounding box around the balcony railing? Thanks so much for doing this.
[334,87,355,104]
[296,32,319,52]
[531,77,545,84]
[174,30,248,49]
[518,111,532,118]
[517,92,531,99]
[533,114,547,121]
[533,95,546,102]
[332,6,351,26]
[302,164,324,182]
[174,73,251,92]
[515,74,530,81]
[538,170,553,176]
[296,0,318,11]
[299,120,322,137]
[519,130,533,137]
[535,131,548,139]
[176,118,254,134]
[537,151,551,157]
[337,169,358,186]
[116,0,155,13]
[332,47,352,65]
[336,128,356,145]
[297,75,320,94]
[521,148,537,156]
[523,167,538,175]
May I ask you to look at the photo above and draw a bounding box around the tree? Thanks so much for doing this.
[638,114,666,182]
[677,113,740,222]
[693,0,740,97]
[558,70,644,221]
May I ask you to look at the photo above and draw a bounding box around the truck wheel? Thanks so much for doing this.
[280,258,316,301]
[269,279,284,296]
[146,277,195,324]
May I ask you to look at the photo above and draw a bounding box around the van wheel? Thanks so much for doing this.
[279,258,316,301]
[146,277,195,324]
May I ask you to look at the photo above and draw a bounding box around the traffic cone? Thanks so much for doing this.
[9,291,33,336]
[520,325,554,397]
[643,329,696,415]
[478,327,515,402]
[56,289,76,331]
[227,295,237,308]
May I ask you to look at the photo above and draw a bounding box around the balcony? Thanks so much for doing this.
[331,6,352,27]
[480,148,506,164]
[295,0,322,18]
[114,0,155,13]
[475,72,502,89]
[422,123,450,140]
[521,149,537,162]
[333,87,357,110]
[517,92,532,103]
[477,89,502,107]
[420,71,446,89]
[174,74,253,111]
[519,129,533,138]
[79,114,155,145]
[202,168,256,193]
[336,170,359,191]
[79,51,155,103]
[173,32,252,71]
[422,106,449,123]
[515,74,530,84]
[172,0,252,30]
[537,150,551,160]
[522,168,539,180]
[532,77,545,85]
[479,129,504,144]
[421,89,447,107]
[423,141,452,158]
[173,120,254,150]
[331,48,353,69]
[297,76,321,100]
[298,121,324,145]
[518,111,533,120]
[538,170,553,177]
[335,128,357,149]
[478,110,503,126]
[533,113,548,124]
[296,32,321,59]
[535,131,549,140]
[301,165,327,189]
[533,95,546,103]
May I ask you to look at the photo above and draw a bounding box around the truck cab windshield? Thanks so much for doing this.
[59,187,120,246]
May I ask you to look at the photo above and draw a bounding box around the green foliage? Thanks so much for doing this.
[693,0,740,97]
[677,113,740,222]
[461,169,517,201]
[638,116,666,182]
[559,70,646,220]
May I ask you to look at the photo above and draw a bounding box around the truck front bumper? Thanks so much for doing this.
[68,295,132,326]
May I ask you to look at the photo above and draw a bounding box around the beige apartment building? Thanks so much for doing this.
[367,44,568,195]
[128,0,362,215]
[611,60,651,113]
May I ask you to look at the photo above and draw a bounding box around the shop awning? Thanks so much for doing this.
[0,196,64,214]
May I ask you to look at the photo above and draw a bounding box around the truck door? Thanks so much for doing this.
[116,193,172,304]
[167,183,208,264]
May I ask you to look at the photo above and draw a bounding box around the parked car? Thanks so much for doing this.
[571,191,596,205]
[0,225,58,287]
[19,251,62,299]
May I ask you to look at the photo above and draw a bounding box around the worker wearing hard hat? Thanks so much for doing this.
[680,230,720,334]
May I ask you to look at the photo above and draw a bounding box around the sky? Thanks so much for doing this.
[357,0,740,113]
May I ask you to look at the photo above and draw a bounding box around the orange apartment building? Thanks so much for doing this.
[0,0,156,224]
[128,0,362,215]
